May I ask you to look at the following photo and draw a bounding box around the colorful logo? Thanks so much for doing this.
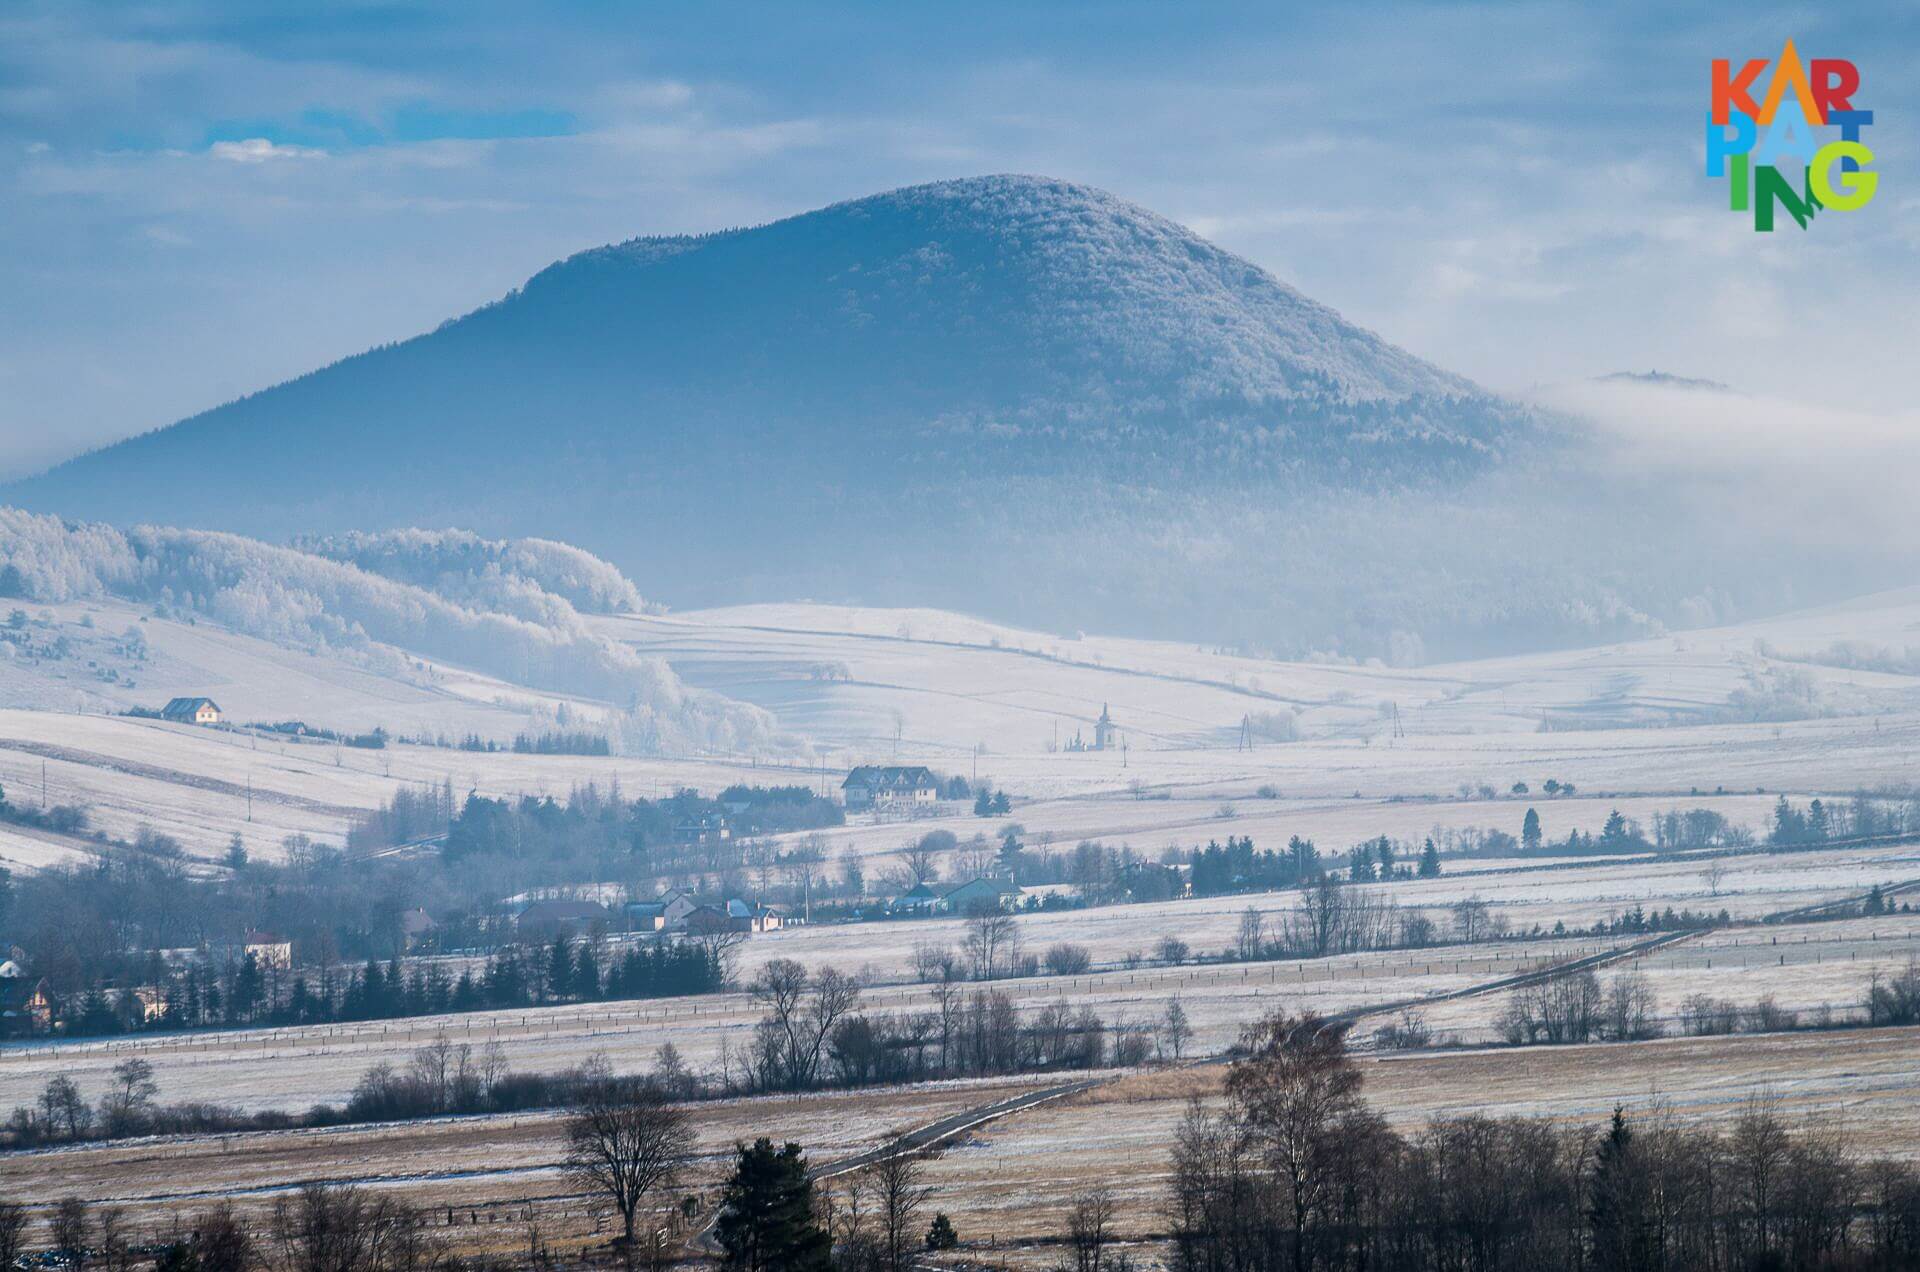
[1706,40,1876,231]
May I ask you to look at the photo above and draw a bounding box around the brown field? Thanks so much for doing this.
[915,1026,1920,1263]
[6,1026,1917,1266]
[0,1076,1060,1258]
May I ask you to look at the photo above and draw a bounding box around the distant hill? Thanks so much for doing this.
[1596,370,1731,392]
[3,176,1582,653]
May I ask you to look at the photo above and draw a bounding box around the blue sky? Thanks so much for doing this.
[4,1,1916,476]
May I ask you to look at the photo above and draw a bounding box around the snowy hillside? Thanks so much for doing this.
[0,508,782,756]
[611,591,1920,759]
[1,175,1576,656]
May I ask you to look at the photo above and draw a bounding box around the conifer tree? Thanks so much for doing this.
[716,1138,832,1272]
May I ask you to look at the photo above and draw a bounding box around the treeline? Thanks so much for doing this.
[4,1039,664,1153]
[725,956,1163,1095]
[511,729,611,755]
[1189,835,1443,897]
[1169,1010,1920,1272]
[1765,794,1920,846]
[43,934,726,1040]
[438,783,842,864]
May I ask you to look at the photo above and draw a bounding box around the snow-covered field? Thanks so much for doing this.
[8,583,1920,865]
[614,588,1920,760]
[0,934,1613,1113]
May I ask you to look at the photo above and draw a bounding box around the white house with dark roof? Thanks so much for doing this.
[160,696,223,725]
[842,765,940,812]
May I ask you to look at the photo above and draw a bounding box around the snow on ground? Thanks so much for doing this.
[614,590,1920,761]
[0,933,1619,1114]
[0,1075,1057,1245]
[0,599,550,736]
[918,1025,1920,1256]
[8,583,1920,866]
[1353,912,1920,1048]
[0,708,829,862]
[0,821,92,872]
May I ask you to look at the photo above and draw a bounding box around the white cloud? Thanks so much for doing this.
[1534,378,1920,545]
[209,137,321,163]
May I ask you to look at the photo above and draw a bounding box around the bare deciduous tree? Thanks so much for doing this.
[868,1153,932,1272]
[0,1202,27,1272]
[1067,1187,1115,1272]
[961,909,1020,980]
[751,959,862,1090]
[1160,997,1193,1062]
[563,1075,694,1248]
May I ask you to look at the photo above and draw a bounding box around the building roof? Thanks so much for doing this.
[842,765,938,792]
[161,696,221,718]
[0,977,51,1011]
[517,899,612,922]
[943,877,1022,900]
[244,930,287,946]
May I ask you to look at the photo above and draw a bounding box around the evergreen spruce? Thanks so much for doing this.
[715,1138,832,1272]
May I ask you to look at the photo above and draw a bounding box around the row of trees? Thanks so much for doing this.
[1169,1010,1920,1272]
[728,956,1167,1093]
[42,933,728,1041]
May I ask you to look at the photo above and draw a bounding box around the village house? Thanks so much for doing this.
[940,877,1025,915]
[399,908,438,951]
[160,696,223,725]
[622,891,689,933]
[842,765,940,813]
[888,880,943,915]
[625,901,669,933]
[129,984,169,1024]
[633,891,787,936]
[725,898,786,933]
[673,812,731,845]
[0,976,56,1037]
[679,904,733,936]
[514,899,613,938]
[243,930,293,970]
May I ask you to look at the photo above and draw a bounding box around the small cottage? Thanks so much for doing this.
[160,696,223,725]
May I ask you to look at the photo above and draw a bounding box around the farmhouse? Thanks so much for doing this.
[0,976,56,1037]
[673,813,730,845]
[842,765,940,813]
[399,908,438,951]
[625,901,669,933]
[726,898,787,933]
[243,930,294,970]
[514,899,613,938]
[889,881,943,914]
[941,877,1024,915]
[160,696,223,725]
[626,889,705,930]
